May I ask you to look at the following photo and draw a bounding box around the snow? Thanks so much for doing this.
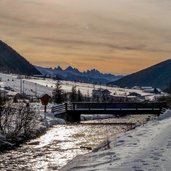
[158,109,171,120]
[0,73,53,97]
[31,103,66,126]
[61,110,171,171]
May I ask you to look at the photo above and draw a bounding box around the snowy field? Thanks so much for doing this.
[0,73,53,96]
[61,110,171,171]
[0,73,164,100]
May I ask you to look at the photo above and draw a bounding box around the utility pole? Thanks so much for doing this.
[20,79,22,94]
[23,80,25,94]
[35,83,37,97]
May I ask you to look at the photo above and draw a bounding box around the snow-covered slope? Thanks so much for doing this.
[61,110,171,171]
[0,73,164,100]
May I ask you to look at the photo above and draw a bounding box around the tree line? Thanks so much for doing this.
[52,80,90,104]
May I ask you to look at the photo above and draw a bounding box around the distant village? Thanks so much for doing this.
[0,72,164,105]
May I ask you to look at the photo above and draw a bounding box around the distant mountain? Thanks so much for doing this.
[109,59,171,90]
[36,66,123,84]
[0,40,41,75]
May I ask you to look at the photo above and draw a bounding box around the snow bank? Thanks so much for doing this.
[45,113,66,126]
[81,114,117,121]
[158,109,171,120]
[61,110,171,171]
[37,103,66,127]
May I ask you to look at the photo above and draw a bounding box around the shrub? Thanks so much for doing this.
[0,102,39,141]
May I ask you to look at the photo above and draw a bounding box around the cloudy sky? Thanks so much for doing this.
[0,0,171,74]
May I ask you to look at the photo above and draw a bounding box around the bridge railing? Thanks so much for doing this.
[66,102,167,111]
[51,102,167,114]
[51,103,66,114]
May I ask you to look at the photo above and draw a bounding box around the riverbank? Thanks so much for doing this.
[0,107,66,152]
[61,110,171,171]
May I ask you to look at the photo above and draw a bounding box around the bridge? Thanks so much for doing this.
[51,102,167,122]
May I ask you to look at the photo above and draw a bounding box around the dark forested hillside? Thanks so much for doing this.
[109,59,171,90]
[0,40,41,75]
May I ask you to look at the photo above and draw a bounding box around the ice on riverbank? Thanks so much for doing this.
[61,110,171,171]
[44,112,66,126]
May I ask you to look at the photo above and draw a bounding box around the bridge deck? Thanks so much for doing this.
[52,102,167,122]
[66,109,161,115]
[66,102,165,114]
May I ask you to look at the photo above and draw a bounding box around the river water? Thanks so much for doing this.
[0,115,153,171]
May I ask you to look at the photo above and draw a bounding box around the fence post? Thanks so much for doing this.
[104,103,106,110]
[88,103,91,110]
[160,103,162,111]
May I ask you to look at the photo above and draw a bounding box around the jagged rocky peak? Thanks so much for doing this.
[36,64,123,84]
[55,66,63,71]
[87,69,100,74]
[65,66,80,73]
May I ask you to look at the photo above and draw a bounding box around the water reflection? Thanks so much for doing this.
[0,115,153,171]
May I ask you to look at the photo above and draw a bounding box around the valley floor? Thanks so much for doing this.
[61,110,171,171]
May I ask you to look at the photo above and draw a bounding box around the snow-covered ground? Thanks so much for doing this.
[36,103,66,126]
[0,73,165,100]
[61,110,171,171]
[0,73,53,96]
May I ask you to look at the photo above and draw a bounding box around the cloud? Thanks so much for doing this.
[0,0,171,74]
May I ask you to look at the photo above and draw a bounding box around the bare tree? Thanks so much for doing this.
[0,102,39,141]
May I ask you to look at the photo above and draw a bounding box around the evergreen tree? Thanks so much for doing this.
[77,89,83,102]
[70,85,77,102]
[52,80,64,104]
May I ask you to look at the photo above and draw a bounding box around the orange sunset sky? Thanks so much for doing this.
[0,0,171,74]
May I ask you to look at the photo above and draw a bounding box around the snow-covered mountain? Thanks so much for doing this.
[36,66,123,84]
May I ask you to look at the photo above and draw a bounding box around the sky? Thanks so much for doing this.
[0,0,171,74]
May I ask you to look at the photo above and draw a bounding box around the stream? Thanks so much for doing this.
[0,115,153,171]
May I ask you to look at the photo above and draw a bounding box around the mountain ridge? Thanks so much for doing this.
[36,65,123,84]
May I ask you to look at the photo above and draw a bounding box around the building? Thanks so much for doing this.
[92,88,111,102]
